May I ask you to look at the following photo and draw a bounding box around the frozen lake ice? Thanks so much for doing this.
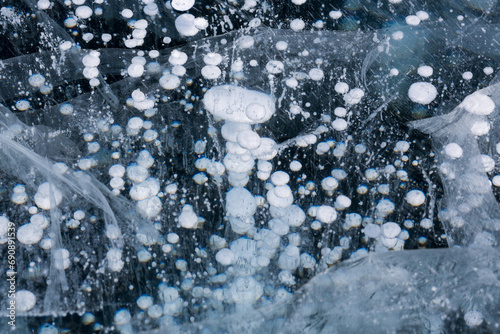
[1,0,500,333]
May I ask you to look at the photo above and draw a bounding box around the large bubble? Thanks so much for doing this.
[1,0,500,333]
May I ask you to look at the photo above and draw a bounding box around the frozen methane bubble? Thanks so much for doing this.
[405,15,421,26]
[15,290,36,312]
[316,205,337,224]
[308,68,324,81]
[28,74,45,87]
[334,195,351,210]
[278,245,300,270]
[58,103,74,115]
[459,93,495,115]
[127,164,149,183]
[237,130,261,150]
[179,205,199,229]
[266,60,284,74]
[226,187,257,218]
[444,143,463,159]
[127,63,144,78]
[34,182,63,210]
[406,190,426,206]
[464,310,484,326]
[106,248,124,272]
[334,82,349,94]
[114,309,131,325]
[230,276,263,304]
[6,1,500,332]
[344,88,365,105]
[417,65,433,77]
[201,66,221,79]
[290,19,305,31]
[408,82,438,104]
[171,0,195,11]
[221,122,252,141]
[204,85,275,124]
[137,295,153,310]
[0,216,9,236]
[75,6,93,19]
[382,222,401,239]
[332,118,348,131]
[175,14,199,36]
[204,52,223,65]
[345,213,362,228]
[53,248,71,270]
[376,199,395,216]
[270,171,290,186]
[420,218,433,229]
[364,223,381,238]
[470,120,490,136]
[267,185,294,208]
[17,223,43,245]
[215,248,235,265]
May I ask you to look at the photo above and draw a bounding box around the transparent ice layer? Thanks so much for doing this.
[1,0,500,333]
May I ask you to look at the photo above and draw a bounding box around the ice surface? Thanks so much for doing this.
[2,0,500,333]
[170,247,500,334]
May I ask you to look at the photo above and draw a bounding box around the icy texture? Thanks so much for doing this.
[2,0,500,333]
[177,247,500,334]
[410,81,500,247]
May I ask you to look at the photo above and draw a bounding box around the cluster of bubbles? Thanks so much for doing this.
[2,0,500,333]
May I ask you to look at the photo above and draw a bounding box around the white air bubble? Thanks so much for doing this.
[175,14,199,36]
[266,60,284,74]
[75,6,93,19]
[34,182,63,210]
[160,74,181,90]
[406,190,426,206]
[417,65,433,77]
[28,74,46,87]
[237,130,261,150]
[203,52,223,65]
[332,118,348,131]
[470,120,490,136]
[464,311,483,327]
[290,18,305,31]
[334,82,349,94]
[460,93,495,115]
[408,82,437,104]
[216,248,235,265]
[15,290,36,312]
[444,143,463,159]
[329,10,342,19]
[127,63,144,77]
[37,0,50,10]
[201,65,222,79]
[17,224,43,245]
[309,68,324,81]
[171,0,195,11]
